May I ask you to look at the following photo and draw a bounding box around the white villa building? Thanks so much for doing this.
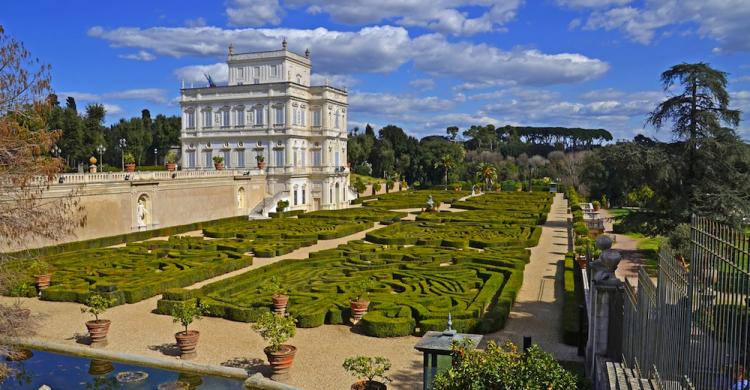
[179,40,351,212]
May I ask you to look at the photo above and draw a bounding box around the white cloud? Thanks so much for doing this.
[227,0,284,26]
[185,17,207,27]
[102,104,123,115]
[581,1,750,52]
[409,78,435,91]
[89,25,610,86]
[174,63,229,85]
[118,50,156,61]
[279,0,523,36]
[557,0,630,8]
[59,88,169,105]
[411,34,609,84]
[349,91,456,118]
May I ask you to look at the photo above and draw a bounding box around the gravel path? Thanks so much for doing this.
[482,193,580,362]
[4,192,575,389]
[599,208,651,286]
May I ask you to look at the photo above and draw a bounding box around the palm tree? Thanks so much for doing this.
[476,163,497,191]
[434,155,455,190]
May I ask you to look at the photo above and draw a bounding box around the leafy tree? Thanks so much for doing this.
[476,163,497,191]
[432,340,577,390]
[435,154,455,190]
[446,126,459,141]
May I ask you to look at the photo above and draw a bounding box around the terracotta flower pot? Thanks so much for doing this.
[125,163,136,172]
[350,299,370,323]
[88,359,114,376]
[175,330,200,359]
[257,162,266,169]
[35,273,52,290]
[351,380,387,390]
[86,319,111,344]
[272,294,289,315]
[214,162,224,170]
[166,163,177,172]
[264,344,297,377]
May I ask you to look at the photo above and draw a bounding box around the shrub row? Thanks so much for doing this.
[561,252,580,346]
[360,189,470,210]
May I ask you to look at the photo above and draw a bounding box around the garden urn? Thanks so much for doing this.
[264,345,297,377]
[86,319,111,344]
[350,299,370,323]
[175,330,200,359]
[214,162,224,170]
[272,294,289,315]
[125,163,136,172]
[352,380,387,390]
[35,274,52,290]
[166,162,177,172]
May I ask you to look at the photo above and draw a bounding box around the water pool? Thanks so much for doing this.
[1,349,246,389]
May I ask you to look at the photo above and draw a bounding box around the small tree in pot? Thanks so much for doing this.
[212,155,224,170]
[165,151,178,171]
[29,260,52,292]
[350,279,373,324]
[124,152,136,172]
[343,356,392,390]
[252,312,297,378]
[276,200,289,214]
[171,301,208,359]
[256,154,266,169]
[266,276,288,315]
[81,294,116,345]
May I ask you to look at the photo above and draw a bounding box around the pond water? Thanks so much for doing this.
[1,350,246,389]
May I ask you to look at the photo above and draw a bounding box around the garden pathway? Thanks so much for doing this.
[599,208,649,286]
[483,192,581,362]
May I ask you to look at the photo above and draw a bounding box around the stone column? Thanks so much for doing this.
[585,235,624,383]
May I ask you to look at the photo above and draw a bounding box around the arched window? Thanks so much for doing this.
[296,74,302,84]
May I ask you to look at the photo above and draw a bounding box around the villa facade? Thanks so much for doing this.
[179,40,350,212]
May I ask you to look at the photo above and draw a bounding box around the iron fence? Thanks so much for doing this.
[620,216,750,390]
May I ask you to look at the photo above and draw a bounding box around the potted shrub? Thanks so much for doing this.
[212,155,224,170]
[81,294,117,345]
[89,156,98,173]
[592,200,601,211]
[165,151,178,172]
[124,152,136,172]
[256,154,266,169]
[276,199,289,214]
[267,276,288,315]
[29,260,52,291]
[343,356,392,390]
[252,312,297,377]
[171,301,208,359]
[350,279,373,324]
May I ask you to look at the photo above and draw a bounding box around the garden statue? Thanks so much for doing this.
[589,235,621,283]
[426,195,435,211]
[136,199,149,228]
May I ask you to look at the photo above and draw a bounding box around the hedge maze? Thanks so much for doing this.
[156,191,554,337]
[7,236,253,305]
[297,208,406,224]
[357,189,469,209]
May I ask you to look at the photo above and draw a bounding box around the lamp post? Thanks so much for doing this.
[154,148,158,166]
[51,145,61,158]
[96,144,106,172]
[118,138,127,172]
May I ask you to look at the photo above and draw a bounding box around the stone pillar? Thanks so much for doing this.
[585,235,624,385]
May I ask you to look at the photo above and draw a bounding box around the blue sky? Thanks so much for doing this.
[3,0,750,141]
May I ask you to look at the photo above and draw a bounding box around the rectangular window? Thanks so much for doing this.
[334,111,340,129]
[301,149,306,166]
[237,67,244,79]
[271,65,277,77]
[236,150,245,168]
[223,110,230,127]
[254,107,264,125]
[294,190,298,206]
[236,110,245,127]
[186,112,195,129]
[223,150,231,168]
[187,150,196,168]
[204,151,212,168]
[203,111,212,128]
[254,66,260,77]
[335,151,340,167]
[274,106,284,125]
[302,188,306,204]
[312,110,321,126]
[312,150,322,166]
[274,149,285,167]
[301,109,306,126]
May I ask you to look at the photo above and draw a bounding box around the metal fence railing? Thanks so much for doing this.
[620,216,750,390]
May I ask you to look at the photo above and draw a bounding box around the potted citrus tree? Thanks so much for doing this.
[276,200,289,214]
[165,151,178,172]
[171,301,208,359]
[267,276,288,315]
[29,260,52,291]
[212,155,224,170]
[343,356,392,390]
[81,294,117,345]
[252,312,297,377]
[350,279,373,324]
[256,154,266,169]
[124,152,136,172]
